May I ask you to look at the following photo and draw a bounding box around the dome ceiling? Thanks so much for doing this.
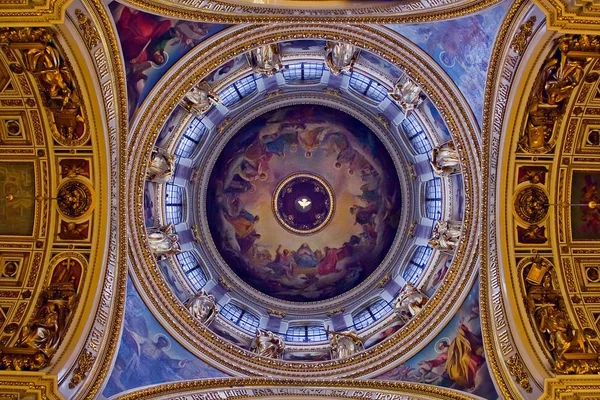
[206,104,402,302]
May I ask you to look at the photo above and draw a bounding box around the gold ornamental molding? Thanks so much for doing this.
[541,375,600,399]
[0,0,70,26]
[483,0,600,397]
[534,0,600,34]
[126,23,482,378]
[115,0,503,23]
[0,372,62,400]
[117,378,481,400]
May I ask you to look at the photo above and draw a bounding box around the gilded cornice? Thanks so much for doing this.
[126,23,482,378]
[541,375,600,400]
[115,0,502,23]
[0,372,62,400]
[534,0,600,34]
[116,378,482,400]
[0,0,70,25]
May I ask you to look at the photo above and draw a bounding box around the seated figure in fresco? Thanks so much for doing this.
[329,329,364,359]
[294,243,318,269]
[250,329,285,359]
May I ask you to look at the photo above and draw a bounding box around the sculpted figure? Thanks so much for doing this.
[329,329,363,359]
[181,80,219,115]
[250,328,285,358]
[537,305,586,361]
[324,41,359,76]
[393,282,429,319]
[247,44,283,77]
[184,289,218,325]
[147,224,181,259]
[430,141,460,176]
[147,147,175,183]
[428,220,462,253]
[389,76,425,116]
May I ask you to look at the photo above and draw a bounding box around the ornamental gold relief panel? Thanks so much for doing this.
[0,26,102,372]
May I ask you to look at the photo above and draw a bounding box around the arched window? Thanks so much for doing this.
[175,117,208,159]
[219,75,257,107]
[220,303,260,333]
[424,178,442,220]
[352,298,393,330]
[401,114,432,155]
[283,62,324,83]
[348,71,387,102]
[402,246,433,284]
[165,184,183,224]
[285,325,328,342]
[175,251,208,290]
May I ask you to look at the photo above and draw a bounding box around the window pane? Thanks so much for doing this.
[401,115,432,155]
[165,184,183,224]
[424,179,442,220]
[175,118,208,158]
[175,251,196,272]
[306,325,327,341]
[403,246,433,284]
[349,72,387,102]
[370,299,392,320]
[285,326,306,342]
[219,75,257,107]
[353,308,374,330]
[283,62,324,82]
[238,311,260,332]
[186,267,208,290]
[220,303,243,323]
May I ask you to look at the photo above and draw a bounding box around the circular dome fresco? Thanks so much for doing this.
[206,104,401,302]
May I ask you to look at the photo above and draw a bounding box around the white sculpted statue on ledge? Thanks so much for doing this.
[247,44,283,77]
[429,220,462,253]
[393,282,429,323]
[430,141,460,176]
[250,328,285,359]
[389,75,425,117]
[328,329,364,359]
[146,147,175,183]
[147,224,181,259]
[181,80,219,116]
[324,41,359,76]
[185,289,218,325]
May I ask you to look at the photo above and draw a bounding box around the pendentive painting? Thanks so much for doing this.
[571,171,600,240]
[206,105,401,302]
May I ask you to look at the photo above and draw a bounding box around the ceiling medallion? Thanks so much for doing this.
[273,173,334,235]
[56,179,93,219]
[514,186,549,224]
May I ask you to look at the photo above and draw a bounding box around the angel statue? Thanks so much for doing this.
[146,223,181,259]
[428,220,462,254]
[247,44,283,77]
[181,80,219,116]
[249,328,285,359]
[184,289,219,325]
[324,41,360,76]
[430,141,460,176]
[393,282,429,322]
[328,328,364,359]
[389,75,425,118]
[146,147,175,183]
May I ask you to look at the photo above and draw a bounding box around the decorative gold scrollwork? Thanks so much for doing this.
[519,35,600,154]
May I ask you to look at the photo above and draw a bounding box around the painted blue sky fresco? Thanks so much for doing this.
[103,277,227,398]
[374,277,498,400]
[387,0,511,126]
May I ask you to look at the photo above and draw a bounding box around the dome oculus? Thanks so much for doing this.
[206,105,401,302]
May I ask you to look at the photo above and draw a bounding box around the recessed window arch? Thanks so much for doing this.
[175,117,208,159]
[220,302,260,333]
[402,246,433,284]
[285,325,328,342]
[165,183,183,224]
[283,62,324,83]
[218,74,257,107]
[348,71,387,102]
[175,251,208,290]
[401,114,432,155]
[424,178,442,220]
[352,298,393,330]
